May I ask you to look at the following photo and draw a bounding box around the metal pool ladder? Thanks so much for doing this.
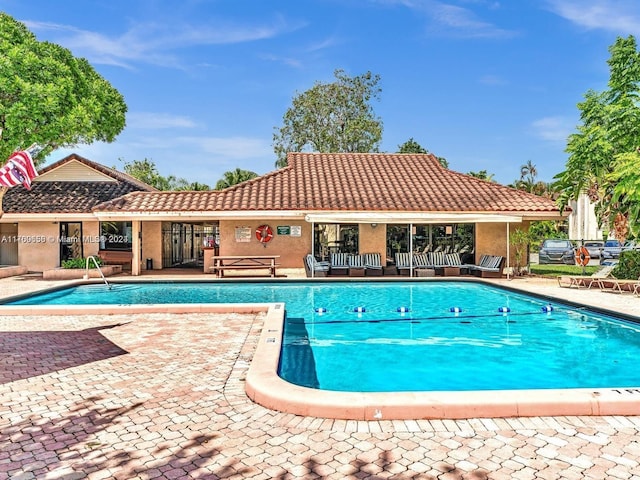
[84,255,111,289]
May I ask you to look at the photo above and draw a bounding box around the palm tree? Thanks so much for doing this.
[214,168,259,190]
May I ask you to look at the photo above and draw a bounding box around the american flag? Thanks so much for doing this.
[0,150,39,190]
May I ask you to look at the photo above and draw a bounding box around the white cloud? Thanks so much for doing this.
[127,113,199,130]
[176,136,272,160]
[371,0,517,38]
[531,116,574,143]
[24,16,302,69]
[545,0,640,35]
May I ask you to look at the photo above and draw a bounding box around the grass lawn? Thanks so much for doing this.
[529,264,599,277]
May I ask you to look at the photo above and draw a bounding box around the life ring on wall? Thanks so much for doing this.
[575,246,590,266]
[256,224,274,243]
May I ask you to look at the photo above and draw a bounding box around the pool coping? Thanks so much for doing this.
[5,278,640,419]
[245,304,640,420]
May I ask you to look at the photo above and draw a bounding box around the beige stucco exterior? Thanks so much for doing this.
[358,224,388,263]
[17,222,59,272]
[15,221,101,272]
[0,223,18,265]
[218,219,311,268]
[142,221,163,270]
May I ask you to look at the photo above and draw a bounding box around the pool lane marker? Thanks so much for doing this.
[308,310,553,325]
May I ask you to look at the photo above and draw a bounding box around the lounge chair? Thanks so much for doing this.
[348,254,366,276]
[557,265,615,289]
[303,254,329,277]
[430,251,447,268]
[444,252,466,276]
[413,253,431,269]
[598,274,640,293]
[395,252,412,276]
[413,253,435,277]
[363,252,383,276]
[330,252,349,275]
[468,255,504,278]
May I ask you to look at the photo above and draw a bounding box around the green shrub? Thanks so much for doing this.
[613,250,640,279]
[61,257,103,269]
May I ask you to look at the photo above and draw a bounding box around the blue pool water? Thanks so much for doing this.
[8,281,640,392]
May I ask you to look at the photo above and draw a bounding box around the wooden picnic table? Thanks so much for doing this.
[211,255,280,278]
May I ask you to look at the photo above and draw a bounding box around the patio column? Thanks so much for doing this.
[310,221,315,278]
[506,222,511,280]
[409,223,414,277]
[132,220,141,276]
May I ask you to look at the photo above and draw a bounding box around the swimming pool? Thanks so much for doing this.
[6,280,640,419]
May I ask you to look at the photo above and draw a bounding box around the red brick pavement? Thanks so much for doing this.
[1,311,640,479]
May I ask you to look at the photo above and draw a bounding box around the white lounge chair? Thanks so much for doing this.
[363,252,383,276]
[557,265,615,289]
[304,254,329,277]
[330,252,349,275]
[395,252,412,276]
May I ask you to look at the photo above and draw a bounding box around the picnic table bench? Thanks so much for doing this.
[210,255,280,278]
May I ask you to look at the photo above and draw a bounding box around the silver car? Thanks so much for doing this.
[583,241,604,259]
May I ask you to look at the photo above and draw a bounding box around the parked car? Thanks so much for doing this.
[583,241,604,259]
[538,239,575,265]
[600,240,623,263]
[623,240,640,251]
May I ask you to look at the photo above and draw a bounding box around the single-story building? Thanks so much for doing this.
[0,152,566,276]
[0,154,156,271]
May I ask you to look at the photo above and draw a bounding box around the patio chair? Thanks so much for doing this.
[429,251,447,268]
[413,253,435,277]
[330,252,349,276]
[413,253,431,269]
[557,265,615,289]
[598,274,640,293]
[304,254,329,277]
[363,252,383,276]
[468,255,504,278]
[445,252,467,275]
[395,252,412,276]
[348,254,366,277]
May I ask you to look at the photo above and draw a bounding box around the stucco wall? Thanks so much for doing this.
[0,223,19,265]
[18,222,59,272]
[219,219,310,268]
[358,224,388,263]
[141,221,162,270]
[475,222,525,268]
[83,221,100,258]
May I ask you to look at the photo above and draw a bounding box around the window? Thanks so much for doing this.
[411,223,475,257]
[313,223,359,260]
[100,221,132,250]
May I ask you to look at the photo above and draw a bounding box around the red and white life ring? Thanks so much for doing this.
[256,224,274,243]
[575,246,590,266]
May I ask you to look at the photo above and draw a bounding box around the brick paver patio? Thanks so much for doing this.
[2,275,640,479]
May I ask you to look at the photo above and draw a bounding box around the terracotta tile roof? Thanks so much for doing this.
[3,154,156,214]
[94,153,561,214]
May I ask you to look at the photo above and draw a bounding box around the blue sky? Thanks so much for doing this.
[2,0,639,186]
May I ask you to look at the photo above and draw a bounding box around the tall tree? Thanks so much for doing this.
[512,160,553,197]
[467,170,496,182]
[118,158,210,191]
[397,138,428,154]
[273,69,383,168]
[0,13,126,165]
[215,168,258,190]
[397,137,449,168]
[555,35,640,239]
